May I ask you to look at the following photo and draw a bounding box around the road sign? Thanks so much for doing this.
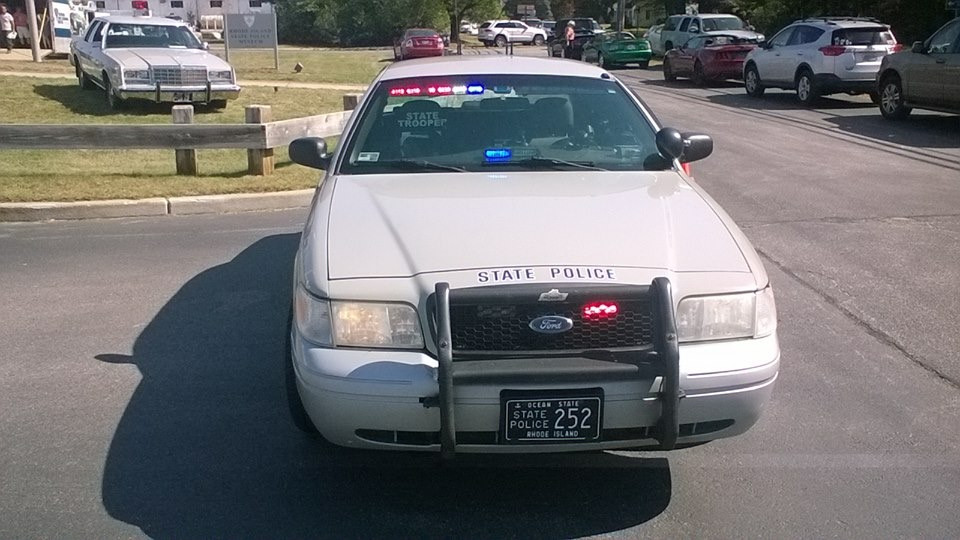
[225,13,277,49]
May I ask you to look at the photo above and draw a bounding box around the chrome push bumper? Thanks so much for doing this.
[118,82,241,103]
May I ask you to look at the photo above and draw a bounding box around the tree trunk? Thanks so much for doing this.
[450,12,459,43]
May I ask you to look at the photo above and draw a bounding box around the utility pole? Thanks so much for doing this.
[617,0,625,33]
[25,0,41,62]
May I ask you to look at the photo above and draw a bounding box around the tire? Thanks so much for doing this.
[744,63,764,97]
[664,41,673,51]
[495,35,507,48]
[663,58,676,81]
[285,310,320,435]
[76,58,93,89]
[692,60,706,86]
[638,60,649,70]
[795,70,819,105]
[103,73,123,110]
[879,74,911,120]
[533,34,544,46]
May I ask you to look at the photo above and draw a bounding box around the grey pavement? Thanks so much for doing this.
[1,68,959,538]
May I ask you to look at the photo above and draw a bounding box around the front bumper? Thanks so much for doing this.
[118,83,241,103]
[292,280,779,454]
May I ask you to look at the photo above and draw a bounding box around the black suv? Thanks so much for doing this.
[548,18,603,59]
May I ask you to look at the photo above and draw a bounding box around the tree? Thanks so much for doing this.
[440,0,502,42]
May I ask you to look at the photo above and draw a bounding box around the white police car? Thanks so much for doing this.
[286,56,779,455]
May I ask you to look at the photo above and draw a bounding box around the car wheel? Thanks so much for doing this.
[638,60,650,70]
[744,64,764,97]
[533,34,544,46]
[103,73,123,110]
[692,60,706,86]
[495,35,507,48]
[879,74,911,120]
[796,70,819,105]
[285,310,320,435]
[664,41,673,51]
[75,59,93,90]
[663,58,676,81]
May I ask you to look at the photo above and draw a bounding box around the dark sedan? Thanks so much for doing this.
[663,34,759,85]
[394,29,446,61]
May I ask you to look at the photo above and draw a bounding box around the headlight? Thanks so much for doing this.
[332,301,424,349]
[209,70,233,82]
[123,69,150,82]
[676,287,777,343]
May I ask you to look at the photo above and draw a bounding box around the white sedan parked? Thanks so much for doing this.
[70,16,240,109]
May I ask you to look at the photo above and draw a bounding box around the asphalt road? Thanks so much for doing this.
[2,67,959,539]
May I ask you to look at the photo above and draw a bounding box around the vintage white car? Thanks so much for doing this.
[70,16,240,109]
[285,57,780,456]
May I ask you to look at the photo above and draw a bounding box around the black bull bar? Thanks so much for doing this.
[431,277,681,458]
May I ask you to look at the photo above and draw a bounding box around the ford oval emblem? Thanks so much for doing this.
[529,315,574,334]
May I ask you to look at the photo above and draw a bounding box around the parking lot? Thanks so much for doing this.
[1,60,959,538]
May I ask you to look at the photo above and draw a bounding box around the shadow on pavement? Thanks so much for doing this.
[821,113,960,150]
[705,90,876,111]
[640,77,742,89]
[97,234,671,538]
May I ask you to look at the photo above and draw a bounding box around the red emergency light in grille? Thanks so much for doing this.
[583,302,619,318]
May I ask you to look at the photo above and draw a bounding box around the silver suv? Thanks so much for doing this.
[478,20,547,47]
[877,17,960,119]
[743,17,900,104]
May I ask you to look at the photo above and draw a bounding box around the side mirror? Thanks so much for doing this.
[679,132,713,163]
[911,40,925,54]
[656,128,714,163]
[289,137,331,170]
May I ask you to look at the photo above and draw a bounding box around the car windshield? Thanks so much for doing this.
[104,23,201,49]
[701,17,745,31]
[339,75,664,174]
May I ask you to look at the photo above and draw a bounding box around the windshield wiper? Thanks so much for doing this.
[485,157,607,171]
[372,159,466,173]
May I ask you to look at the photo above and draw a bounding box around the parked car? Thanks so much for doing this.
[744,17,900,104]
[876,17,960,119]
[394,28,446,61]
[460,21,478,35]
[663,34,760,84]
[70,15,239,110]
[645,23,665,54]
[478,20,547,47]
[582,31,653,69]
[285,55,780,455]
[657,13,763,54]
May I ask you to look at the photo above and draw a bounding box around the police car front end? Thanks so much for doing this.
[286,57,779,454]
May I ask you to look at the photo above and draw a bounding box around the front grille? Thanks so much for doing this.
[152,66,208,86]
[449,297,654,352]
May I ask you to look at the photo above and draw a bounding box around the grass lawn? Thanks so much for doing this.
[0,47,390,86]
[0,77,344,202]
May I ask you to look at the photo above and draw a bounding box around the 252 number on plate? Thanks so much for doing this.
[500,389,603,444]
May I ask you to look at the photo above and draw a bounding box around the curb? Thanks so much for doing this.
[0,189,314,222]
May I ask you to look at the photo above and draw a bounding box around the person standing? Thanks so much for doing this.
[13,6,27,46]
[0,4,15,53]
[563,20,576,59]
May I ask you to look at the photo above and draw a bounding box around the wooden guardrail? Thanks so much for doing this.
[0,93,361,176]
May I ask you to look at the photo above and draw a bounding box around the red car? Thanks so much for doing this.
[394,29,446,61]
[663,34,759,85]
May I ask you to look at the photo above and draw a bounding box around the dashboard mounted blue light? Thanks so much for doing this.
[484,148,512,161]
[466,84,485,95]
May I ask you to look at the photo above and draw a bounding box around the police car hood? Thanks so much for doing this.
[325,171,751,279]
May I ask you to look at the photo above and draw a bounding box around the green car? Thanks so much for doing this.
[582,31,652,69]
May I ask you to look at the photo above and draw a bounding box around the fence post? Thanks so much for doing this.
[343,93,362,111]
[172,105,198,176]
[246,105,274,176]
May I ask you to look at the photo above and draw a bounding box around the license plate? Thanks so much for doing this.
[500,388,603,444]
[173,92,194,102]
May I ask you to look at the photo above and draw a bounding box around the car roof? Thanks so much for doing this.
[697,14,741,18]
[97,16,187,26]
[793,18,889,28]
[379,56,609,82]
